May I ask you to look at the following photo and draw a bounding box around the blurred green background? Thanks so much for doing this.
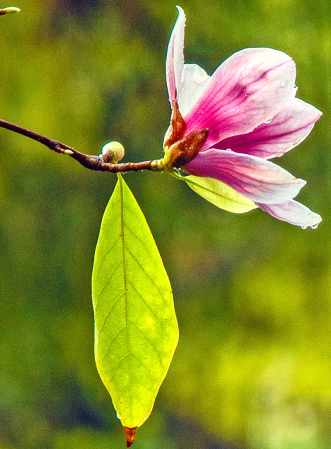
[0,0,329,448]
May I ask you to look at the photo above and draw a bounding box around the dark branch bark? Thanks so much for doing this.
[0,119,162,173]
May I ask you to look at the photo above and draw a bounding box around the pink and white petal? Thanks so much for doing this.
[183,149,306,204]
[178,64,210,116]
[213,98,322,159]
[184,48,297,150]
[166,6,185,103]
[257,200,322,228]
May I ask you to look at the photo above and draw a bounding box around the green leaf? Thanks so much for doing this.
[92,174,178,434]
[185,175,258,213]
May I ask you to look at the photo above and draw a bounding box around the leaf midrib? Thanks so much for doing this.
[119,174,133,421]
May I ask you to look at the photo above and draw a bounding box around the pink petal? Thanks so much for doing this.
[183,48,297,149]
[183,149,306,204]
[166,6,185,103]
[257,200,322,228]
[213,98,322,159]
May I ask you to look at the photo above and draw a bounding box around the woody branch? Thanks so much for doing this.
[0,118,161,173]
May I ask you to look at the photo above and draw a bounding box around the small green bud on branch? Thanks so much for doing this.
[0,6,20,15]
[101,141,125,164]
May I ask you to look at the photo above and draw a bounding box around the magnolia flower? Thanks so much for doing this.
[164,6,322,228]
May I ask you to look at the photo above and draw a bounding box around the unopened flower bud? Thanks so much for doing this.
[101,141,125,164]
[167,128,209,168]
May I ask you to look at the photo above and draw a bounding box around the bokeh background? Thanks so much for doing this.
[0,0,329,448]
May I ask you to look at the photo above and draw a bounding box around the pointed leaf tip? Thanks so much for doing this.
[124,427,137,447]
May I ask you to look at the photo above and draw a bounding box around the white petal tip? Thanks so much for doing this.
[301,214,322,230]
[258,200,322,228]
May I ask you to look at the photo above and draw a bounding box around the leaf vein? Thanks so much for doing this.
[100,326,127,364]
[125,247,168,307]
[127,280,161,322]
[130,322,163,367]
[105,353,130,385]
[97,295,125,334]
[95,258,123,304]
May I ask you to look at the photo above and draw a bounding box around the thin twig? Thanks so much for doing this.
[0,118,162,173]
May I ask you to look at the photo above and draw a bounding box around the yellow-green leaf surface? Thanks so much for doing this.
[92,175,178,433]
[185,175,257,213]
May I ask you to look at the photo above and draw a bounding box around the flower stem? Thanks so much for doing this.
[0,118,163,173]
